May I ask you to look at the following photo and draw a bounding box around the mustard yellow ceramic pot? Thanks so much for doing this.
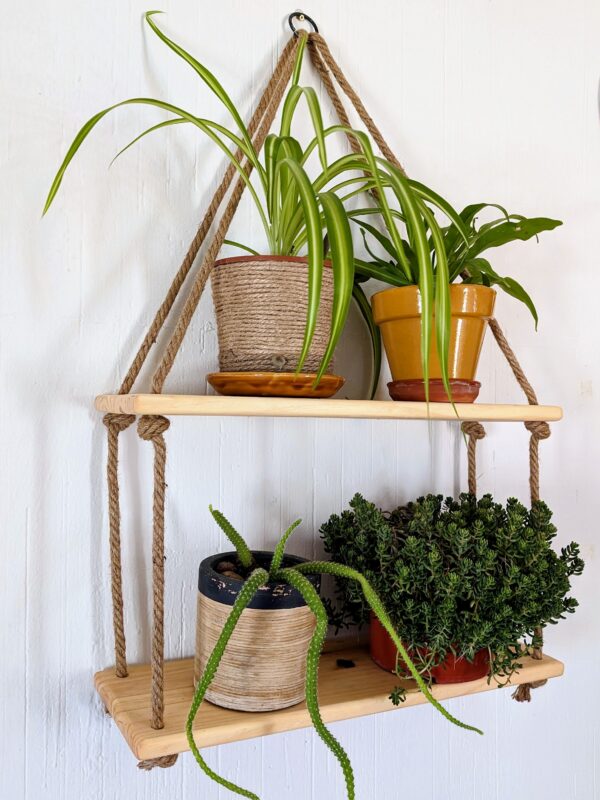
[371,284,496,400]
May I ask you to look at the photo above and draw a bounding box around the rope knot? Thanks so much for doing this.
[524,420,551,440]
[461,421,486,440]
[137,415,170,441]
[103,412,136,433]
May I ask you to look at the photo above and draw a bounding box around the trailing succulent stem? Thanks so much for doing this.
[276,567,356,799]
[192,507,482,799]
[187,567,269,799]
[296,561,483,735]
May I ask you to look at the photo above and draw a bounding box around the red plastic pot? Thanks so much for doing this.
[369,614,490,683]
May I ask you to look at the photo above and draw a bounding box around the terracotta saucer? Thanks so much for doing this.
[207,372,345,398]
[388,378,481,403]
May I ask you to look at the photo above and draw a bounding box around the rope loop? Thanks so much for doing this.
[461,421,486,440]
[137,415,171,441]
[103,412,136,433]
[525,420,551,440]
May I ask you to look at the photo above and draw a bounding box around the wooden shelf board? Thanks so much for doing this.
[95,645,564,760]
[95,394,562,422]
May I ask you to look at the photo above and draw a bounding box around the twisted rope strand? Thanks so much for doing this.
[460,421,486,496]
[487,319,551,700]
[135,39,299,733]
[103,412,136,677]
[137,754,178,770]
[310,33,406,174]
[137,415,171,729]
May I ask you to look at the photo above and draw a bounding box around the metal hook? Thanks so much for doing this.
[288,11,319,37]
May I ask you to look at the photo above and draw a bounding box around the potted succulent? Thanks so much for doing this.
[190,506,482,800]
[352,202,562,401]
[43,12,472,400]
[321,493,583,684]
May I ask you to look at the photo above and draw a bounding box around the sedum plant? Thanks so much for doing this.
[43,11,470,394]
[189,506,482,800]
[321,493,583,680]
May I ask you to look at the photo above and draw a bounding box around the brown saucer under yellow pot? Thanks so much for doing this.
[207,372,345,398]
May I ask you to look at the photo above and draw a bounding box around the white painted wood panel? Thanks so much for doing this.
[1,1,599,798]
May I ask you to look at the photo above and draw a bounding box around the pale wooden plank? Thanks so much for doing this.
[95,646,564,760]
[94,394,563,422]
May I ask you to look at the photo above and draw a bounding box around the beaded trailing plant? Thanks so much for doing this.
[188,508,483,800]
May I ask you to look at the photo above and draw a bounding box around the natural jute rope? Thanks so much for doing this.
[460,318,551,702]
[135,37,302,743]
[102,36,300,694]
[102,37,301,771]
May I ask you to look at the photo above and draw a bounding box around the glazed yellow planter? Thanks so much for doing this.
[371,284,496,382]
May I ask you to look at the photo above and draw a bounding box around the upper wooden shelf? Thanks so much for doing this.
[95,394,563,422]
[96,645,564,760]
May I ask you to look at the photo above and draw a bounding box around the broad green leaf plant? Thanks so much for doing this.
[189,507,482,800]
[43,12,474,396]
[353,199,562,393]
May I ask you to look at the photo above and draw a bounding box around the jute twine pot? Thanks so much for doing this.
[211,255,334,373]
[194,551,320,712]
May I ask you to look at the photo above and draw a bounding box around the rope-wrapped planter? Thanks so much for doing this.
[194,551,319,711]
[211,255,334,373]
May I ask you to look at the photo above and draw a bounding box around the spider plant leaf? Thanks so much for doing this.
[224,239,260,256]
[280,85,328,171]
[382,162,436,399]
[347,207,407,224]
[408,178,470,245]
[269,519,302,575]
[314,191,355,385]
[44,98,272,241]
[109,117,188,165]
[274,136,304,249]
[144,12,256,158]
[352,281,381,399]
[291,32,308,85]
[421,202,452,403]
[351,135,414,282]
[208,505,253,569]
[275,158,324,372]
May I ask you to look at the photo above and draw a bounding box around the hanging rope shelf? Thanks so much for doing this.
[93,20,563,769]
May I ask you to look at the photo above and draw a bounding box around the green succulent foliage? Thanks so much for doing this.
[389,685,407,706]
[321,493,583,680]
[190,506,481,800]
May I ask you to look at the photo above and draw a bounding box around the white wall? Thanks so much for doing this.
[2,1,599,798]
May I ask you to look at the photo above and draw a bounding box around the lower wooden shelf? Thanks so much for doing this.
[96,646,564,760]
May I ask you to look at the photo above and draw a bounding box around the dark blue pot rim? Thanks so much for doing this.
[198,550,320,610]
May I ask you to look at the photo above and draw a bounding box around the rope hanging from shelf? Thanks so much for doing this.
[99,28,554,769]
[461,317,551,702]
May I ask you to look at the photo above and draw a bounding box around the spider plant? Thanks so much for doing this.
[189,507,483,800]
[42,11,471,396]
[352,200,562,379]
